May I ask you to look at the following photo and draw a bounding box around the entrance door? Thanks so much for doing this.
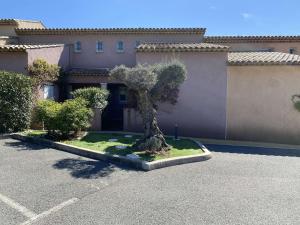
[101,84,127,131]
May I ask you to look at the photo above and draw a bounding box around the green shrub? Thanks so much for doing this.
[35,98,93,138]
[57,98,93,136]
[27,59,60,87]
[35,100,62,134]
[0,71,33,133]
[72,87,109,109]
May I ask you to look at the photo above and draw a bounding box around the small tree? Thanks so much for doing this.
[0,71,33,133]
[110,61,187,154]
[27,59,60,101]
[72,87,109,109]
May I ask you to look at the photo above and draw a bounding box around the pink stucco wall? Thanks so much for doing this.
[227,65,300,144]
[18,33,203,68]
[0,52,27,73]
[27,45,70,70]
[131,51,228,138]
[0,45,70,75]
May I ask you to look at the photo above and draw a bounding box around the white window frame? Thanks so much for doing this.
[96,41,104,53]
[116,41,124,53]
[74,41,82,53]
[43,84,55,100]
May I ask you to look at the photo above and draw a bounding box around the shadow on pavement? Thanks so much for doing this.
[206,144,300,157]
[4,139,45,151]
[53,158,136,179]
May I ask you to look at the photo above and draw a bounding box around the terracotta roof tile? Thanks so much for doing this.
[228,52,300,65]
[136,42,229,52]
[0,44,64,52]
[0,19,43,26]
[15,28,206,35]
[204,36,300,43]
[0,19,18,25]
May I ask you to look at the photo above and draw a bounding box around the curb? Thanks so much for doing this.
[199,138,300,151]
[10,133,212,171]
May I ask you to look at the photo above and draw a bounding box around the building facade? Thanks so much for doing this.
[1,19,300,144]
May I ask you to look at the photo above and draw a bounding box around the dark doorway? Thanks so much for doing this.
[102,84,128,131]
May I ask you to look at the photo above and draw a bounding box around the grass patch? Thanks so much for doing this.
[22,130,204,162]
[64,132,204,162]
[22,130,46,137]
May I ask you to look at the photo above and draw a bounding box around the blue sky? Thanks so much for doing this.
[2,0,300,35]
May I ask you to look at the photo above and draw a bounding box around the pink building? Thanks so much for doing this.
[2,19,300,144]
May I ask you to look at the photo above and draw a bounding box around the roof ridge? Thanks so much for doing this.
[137,42,230,53]
[15,27,206,35]
[204,35,300,43]
[0,44,65,52]
[228,51,300,65]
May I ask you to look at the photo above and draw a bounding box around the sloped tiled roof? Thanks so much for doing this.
[0,19,18,25]
[136,43,230,52]
[66,68,110,76]
[15,28,206,35]
[0,44,64,52]
[0,19,43,26]
[228,52,300,65]
[204,36,300,43]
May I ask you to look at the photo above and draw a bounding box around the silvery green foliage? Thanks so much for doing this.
[110,61,187,104]
[151,61,187,104]
[110,64,157,91]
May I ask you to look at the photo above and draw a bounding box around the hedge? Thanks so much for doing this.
[0,71,33,133]
[35,98,93,138]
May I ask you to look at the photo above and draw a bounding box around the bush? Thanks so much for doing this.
[35,98,93,138]
[27,59,60,86]
[72,87,109,109]
[35,100,62,134]
[0,71,33,133]
[58,98,93,136]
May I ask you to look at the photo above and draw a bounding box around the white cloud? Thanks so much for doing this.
[241,13,253,20]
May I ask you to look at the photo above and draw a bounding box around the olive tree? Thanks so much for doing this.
[110,61,187,154]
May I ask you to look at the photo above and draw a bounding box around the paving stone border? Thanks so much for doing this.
[10,133,212,171]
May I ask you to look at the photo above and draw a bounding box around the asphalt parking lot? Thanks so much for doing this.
[0,137,299,225]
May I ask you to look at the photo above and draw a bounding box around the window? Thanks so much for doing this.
[74,41,81,52]
[43,85,55,99]
[289,48,296,54]
[116,41,124,52]
[119,87,127,104]
[96,41,103,52]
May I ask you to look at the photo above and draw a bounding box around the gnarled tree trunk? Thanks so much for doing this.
[133,91,170,154]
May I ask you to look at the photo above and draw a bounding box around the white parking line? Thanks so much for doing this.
[0,193,37,219]
[21,198,79,225]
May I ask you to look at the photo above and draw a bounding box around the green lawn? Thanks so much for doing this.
[23,131,204,162]
[23,130,47,137]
